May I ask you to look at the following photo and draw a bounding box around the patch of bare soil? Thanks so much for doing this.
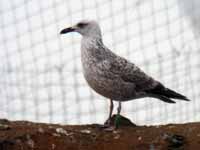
[0,115,199,150]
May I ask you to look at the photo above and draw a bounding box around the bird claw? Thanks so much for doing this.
[103,114,121,129]
[103,126,116,131]
[95,119,115,131]
[98,124,116,131]
[104,118,112,126]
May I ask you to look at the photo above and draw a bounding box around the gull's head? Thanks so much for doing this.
[60,20,102,38]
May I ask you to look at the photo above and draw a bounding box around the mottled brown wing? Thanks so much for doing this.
[107,56,159,92]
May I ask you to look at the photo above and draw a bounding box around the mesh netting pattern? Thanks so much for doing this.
[0,0,199,125]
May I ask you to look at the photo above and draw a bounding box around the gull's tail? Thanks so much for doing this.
[146,83,190,103]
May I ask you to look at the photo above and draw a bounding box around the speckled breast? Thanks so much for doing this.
[82,62,137,101]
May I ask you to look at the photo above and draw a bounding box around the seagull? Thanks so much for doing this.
[60,20,190,128]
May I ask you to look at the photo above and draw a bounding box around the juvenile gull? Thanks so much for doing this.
[60,20,190,128]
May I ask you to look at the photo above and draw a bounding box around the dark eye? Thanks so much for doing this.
[77,22,88,28]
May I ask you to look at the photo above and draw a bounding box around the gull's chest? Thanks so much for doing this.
[81,51,100,78]
[81,39,105,77]
[81,54,136,100]
[81,46,110,89]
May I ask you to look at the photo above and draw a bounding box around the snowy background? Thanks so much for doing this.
[0,0,200,125]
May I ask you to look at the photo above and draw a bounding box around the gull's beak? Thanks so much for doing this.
[60,26,75,34]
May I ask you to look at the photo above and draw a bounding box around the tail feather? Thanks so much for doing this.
[146,83,190,102]
[164,88,190,101]
[154,95,176,103]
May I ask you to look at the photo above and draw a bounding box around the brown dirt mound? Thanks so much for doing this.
[0,115,199,150]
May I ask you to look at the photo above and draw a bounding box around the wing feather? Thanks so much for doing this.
[98,54,159,92]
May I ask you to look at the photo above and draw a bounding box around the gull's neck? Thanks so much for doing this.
[81,35,103,50]
[81,34,108,64]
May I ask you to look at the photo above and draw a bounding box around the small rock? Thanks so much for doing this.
[113,130,121,134]
[138,136,142,141]
[80,129,91,134]
[52,133,61,137]
[52,144,56,149]
[162,133,170,140]
[56,128,69,136]
[38,127,45,133]
[114,134,120,139]
[48,126,54,129]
